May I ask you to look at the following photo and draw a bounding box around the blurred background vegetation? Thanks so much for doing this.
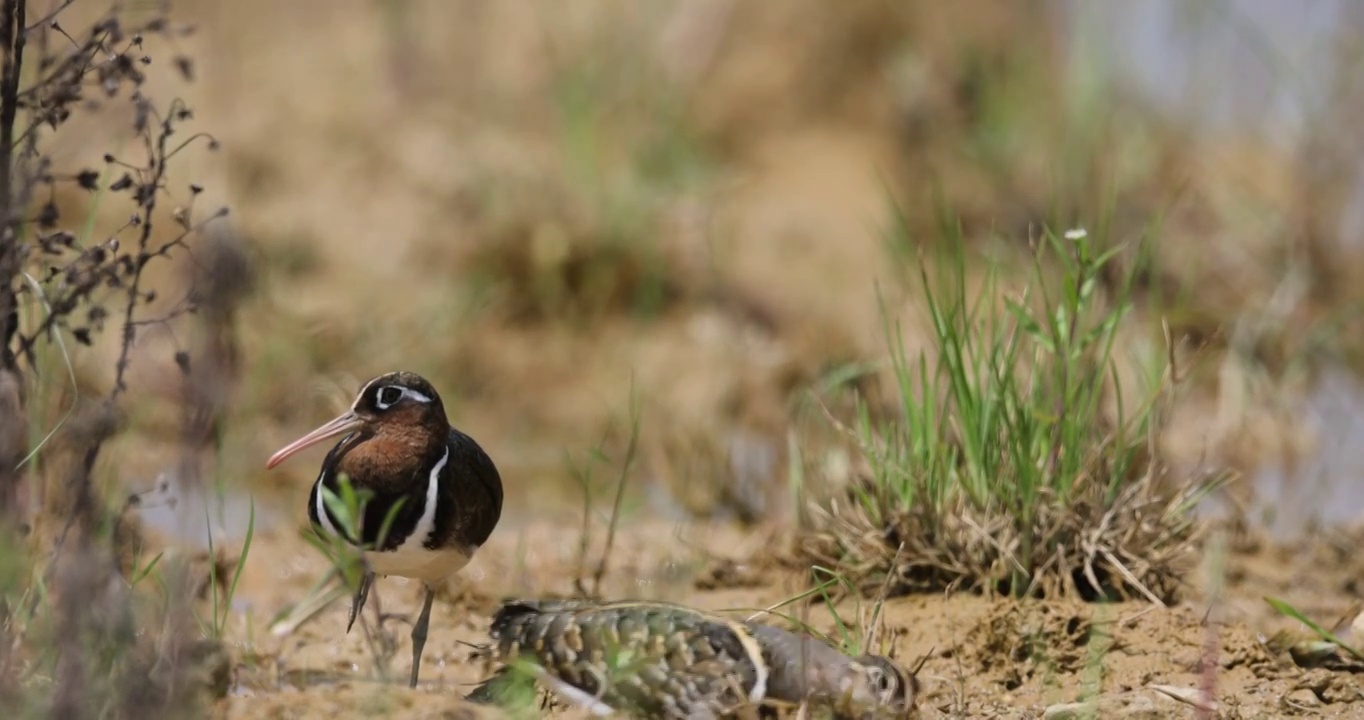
[4,1,1363,715]
[34,0,1364,546]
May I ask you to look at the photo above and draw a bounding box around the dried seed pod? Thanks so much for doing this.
[482,599,768,718]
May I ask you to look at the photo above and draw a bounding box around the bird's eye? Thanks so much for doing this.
[868,668,893,698]
[375,386,404,410]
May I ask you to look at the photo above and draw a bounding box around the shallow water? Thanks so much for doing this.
[133,471,284,550]
[1063,0,1364,249]
[1251,365,1364,538]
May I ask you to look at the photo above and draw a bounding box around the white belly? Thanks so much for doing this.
[365,545,473,586]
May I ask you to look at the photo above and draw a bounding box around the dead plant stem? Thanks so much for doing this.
[590,398,639,598]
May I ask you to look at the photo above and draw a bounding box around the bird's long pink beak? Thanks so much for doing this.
[266,410,365,469]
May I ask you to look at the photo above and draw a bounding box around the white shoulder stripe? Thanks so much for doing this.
[313,475,341,539]
[394,445,447,551]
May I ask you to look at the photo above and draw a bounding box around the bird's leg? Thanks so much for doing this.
[371,578,385,623]
[347,570,375,634]
[408,585,436,689]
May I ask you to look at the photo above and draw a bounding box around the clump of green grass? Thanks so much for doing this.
[458,193,683,326]
[201,502,253,641]
[431,14,715,328]
[798,222,1220,602]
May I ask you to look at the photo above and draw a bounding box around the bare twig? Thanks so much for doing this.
[569,421,613,598]
[0,0,25,228]
[0,0,28,525]
[861,541,905,654]
[110,113,171,398]
[590,384,641,598]
[21,0,70,34]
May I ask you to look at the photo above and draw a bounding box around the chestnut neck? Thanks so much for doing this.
[333,406,448,492]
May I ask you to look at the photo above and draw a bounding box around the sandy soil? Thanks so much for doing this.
[196,512,1364,719]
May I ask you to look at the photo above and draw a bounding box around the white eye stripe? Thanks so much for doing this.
[374,385,433,410]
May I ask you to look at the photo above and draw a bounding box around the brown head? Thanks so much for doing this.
[266,372,450,489]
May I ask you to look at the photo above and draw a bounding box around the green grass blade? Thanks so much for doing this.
[218,499,256,637]
[1265,596,1364,661]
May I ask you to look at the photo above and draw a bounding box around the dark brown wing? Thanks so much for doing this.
[430,427,503,552]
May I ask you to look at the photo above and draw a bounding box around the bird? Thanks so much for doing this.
[472,599,767,718]
[468,598,917,719]
[265,371,503,688]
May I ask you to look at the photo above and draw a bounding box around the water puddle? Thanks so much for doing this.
[131,472,281,551]
[1248,366,1364,539]
[1062,0,1364,252]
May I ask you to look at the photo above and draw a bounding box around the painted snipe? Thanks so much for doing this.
[266,371,503,688]
[468,599,918,719]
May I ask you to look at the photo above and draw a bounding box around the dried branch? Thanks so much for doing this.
[0,2,231,714]
[111,102,177,399]
[0,0,28,526]
[590,385,641,598]
[0,0,25,228]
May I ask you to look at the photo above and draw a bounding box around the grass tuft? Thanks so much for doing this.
[798,221,1223,602]
[202,500,253,640]
[570,385,643,599]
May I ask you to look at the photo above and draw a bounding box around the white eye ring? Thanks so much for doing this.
[376,386,404,410]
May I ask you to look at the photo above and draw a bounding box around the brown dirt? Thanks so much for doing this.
[202,514,1364,719]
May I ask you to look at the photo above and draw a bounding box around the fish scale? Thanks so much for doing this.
[472,599,917,719]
